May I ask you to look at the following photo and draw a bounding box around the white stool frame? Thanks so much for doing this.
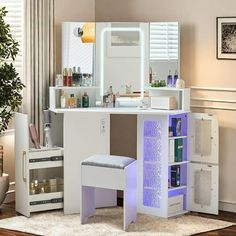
[80,161,137,231]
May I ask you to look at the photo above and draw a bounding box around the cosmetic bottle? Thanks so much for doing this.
[67,68,72,87]
[55,74,63,87]
[60,90,66,108]
[149,67,153,84]
[173,70,178,86]
[63,68,68,86]
[167,70,172,87]
[44,123,53,148]
[82,92,89,108]
[68,94,77,108]
[72,67,79,86]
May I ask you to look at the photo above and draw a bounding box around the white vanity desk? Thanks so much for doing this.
[50,107,190,218]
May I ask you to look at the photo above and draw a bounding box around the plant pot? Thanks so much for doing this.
[0,173,9,205]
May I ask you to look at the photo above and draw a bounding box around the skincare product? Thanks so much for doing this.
[149,67,153,84]
[167,70,172,87]
[55,74,63,87]
[67,68,72,87]
[63,68,68,86]
[72,67,79,86]
[44,123,53,148]
[173,70,178,86]
[82,92,89,108]
[68,94,76,108]
[60,90,66,108]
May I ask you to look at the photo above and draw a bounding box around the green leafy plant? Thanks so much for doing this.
[0,7,25,133]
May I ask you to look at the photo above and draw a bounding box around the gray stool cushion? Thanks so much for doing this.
[82,154,135,169]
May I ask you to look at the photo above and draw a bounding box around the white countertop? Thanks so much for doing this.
[50,107,189,115]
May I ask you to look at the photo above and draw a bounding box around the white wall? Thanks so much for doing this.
[95,0,236,211]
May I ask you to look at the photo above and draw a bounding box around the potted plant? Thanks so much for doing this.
[0,6,24,203]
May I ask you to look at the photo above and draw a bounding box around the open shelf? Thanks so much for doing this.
[168,135,188,140]
[168,185,187,192]
[169,161,189,166]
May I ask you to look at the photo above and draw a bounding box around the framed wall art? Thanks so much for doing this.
[217,17,236,60]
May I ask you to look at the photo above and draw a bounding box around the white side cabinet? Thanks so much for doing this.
[15,113,64,217]
[137,112,219,218]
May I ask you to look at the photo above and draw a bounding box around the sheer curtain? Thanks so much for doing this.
[24,0,54,143]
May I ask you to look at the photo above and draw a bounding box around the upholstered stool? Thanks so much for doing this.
[80,154,137,231]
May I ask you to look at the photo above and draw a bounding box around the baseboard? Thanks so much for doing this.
[219,200,236,213]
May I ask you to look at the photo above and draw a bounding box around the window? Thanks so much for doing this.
[0,0,24,81]
[150,22,179,61]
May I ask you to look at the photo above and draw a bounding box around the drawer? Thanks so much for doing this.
[168,195,183,215]
[28,147,63,169]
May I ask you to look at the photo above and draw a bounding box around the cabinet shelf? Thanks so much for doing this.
[168,135,188,140]
[50,86,99,90]
[168,185,187,192]
[169,161,189,166]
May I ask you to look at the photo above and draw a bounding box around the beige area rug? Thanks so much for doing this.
[0,207,233,236]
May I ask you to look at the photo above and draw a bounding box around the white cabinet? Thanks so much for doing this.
[15,113,64,217]
[148,87,190,111]
[137,112,219,218]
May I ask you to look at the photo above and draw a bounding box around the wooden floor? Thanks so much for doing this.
[0,202,236,236]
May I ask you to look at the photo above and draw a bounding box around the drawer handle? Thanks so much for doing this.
[22,151,27,182]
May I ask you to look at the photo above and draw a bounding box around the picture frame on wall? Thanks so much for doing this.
[217,17,236,60]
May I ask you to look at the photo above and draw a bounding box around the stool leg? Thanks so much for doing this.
[123,162,137,231]
[80,186,95,224]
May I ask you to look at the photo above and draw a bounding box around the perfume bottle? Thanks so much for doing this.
[72,67,81,86]
[60,90,66,108]
[55,74,63,87]
[67,68,72,87]
[68,94,76,108]
[167,70,172,87]
[63,68,68,86]
[173,70,178,86]
[82,92,89,108]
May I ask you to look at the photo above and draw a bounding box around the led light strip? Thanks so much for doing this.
[100,27,145,101]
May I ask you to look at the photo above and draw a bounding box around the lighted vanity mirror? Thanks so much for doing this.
[61,22,180,103]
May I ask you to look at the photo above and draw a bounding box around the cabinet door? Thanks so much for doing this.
[187,163,219,214]
[188,113,218,164]
[15,113,30,217]
[187,113,219,215]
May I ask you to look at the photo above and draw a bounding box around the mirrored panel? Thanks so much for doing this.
[61,22,180,104]
[62,22,95,84]
[149,22,180,84]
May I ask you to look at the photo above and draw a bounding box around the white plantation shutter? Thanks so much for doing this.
[0,0,23,81]
[150,22,179,61]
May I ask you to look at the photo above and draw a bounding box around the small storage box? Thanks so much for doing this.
[151,96,176,110]
[168,195,183,215]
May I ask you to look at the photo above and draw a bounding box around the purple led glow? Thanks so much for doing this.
[143,120,162,208]
[169,113,188,137]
